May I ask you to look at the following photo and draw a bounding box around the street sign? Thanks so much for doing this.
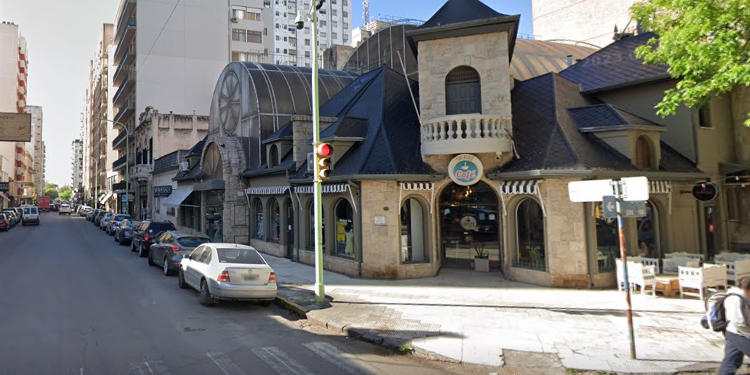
[567,179,613,202]
[620,176,649,201]
[602,196,617,219]
[603,196,647,218]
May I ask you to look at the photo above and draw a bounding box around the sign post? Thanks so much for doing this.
[569,177,649,360]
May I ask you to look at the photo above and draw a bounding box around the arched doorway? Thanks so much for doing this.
[439,181,500,269]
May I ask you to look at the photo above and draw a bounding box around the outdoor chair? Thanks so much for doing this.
[678,264,728,300]
[629,256,661,274]
[663,253,705,274]
[616,259,656,295]
[715,259,750,285]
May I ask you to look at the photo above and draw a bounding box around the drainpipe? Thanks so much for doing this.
[349,179,363,278]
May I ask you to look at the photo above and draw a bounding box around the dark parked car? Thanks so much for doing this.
[87,209,100,221]
[148,232,210,275]
[114,219,140,245]
[0,213,9,231]
[93,210,107,226]
[107,214,131,235]
[132,220,176,257]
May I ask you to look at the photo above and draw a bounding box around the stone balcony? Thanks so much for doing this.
[132,164,152,181]
[421,114,513,156]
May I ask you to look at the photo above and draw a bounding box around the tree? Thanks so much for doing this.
[43,183,59,199]
[59,186,72,201]
[631,0,750,126]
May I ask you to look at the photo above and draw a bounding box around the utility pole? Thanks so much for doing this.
[613,182,636,359]
[310,1,325,305]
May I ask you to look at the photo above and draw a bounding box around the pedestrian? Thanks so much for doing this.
[720,276,750,375]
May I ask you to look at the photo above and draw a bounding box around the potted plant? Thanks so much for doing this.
[473,242,490,272]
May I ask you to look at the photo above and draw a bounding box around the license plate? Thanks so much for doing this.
[243,272,259,281]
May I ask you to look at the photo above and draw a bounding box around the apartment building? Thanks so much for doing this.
[27,105,43,196]
[230,0,352,67]
[71,139,83,190]
[531,0,637,47]
[111,0,228,215]
[85,23,118,210]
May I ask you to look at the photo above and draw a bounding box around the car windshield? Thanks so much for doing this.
[149,223,175,232]
[177,237,210,247]
[24,208,37,215]
[216,248,265,264]
[114,215,130,221]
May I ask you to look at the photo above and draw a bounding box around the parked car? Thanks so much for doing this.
[93,210,106,225]
[132,220,176,257]
[148,232,210,275]
[77,205,92,216]
[107,214,130,235]
[178,243,277,306]
[114,219,140,245]
[21,205,40,226]
[2,210,18,226]
[59,203,72,215]
[87,209,100,221]
[99,212,113,230]
[0,213,9,231]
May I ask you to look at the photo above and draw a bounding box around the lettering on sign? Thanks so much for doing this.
[448,154,483,186]
[153,185,173,197]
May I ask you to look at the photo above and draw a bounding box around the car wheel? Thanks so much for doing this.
[138,243,147,258]
[178,270,188,289]
[163,258,173,276]
[199,279,216,306]
[147,252,155,266]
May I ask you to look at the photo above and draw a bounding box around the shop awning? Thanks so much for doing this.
[499,180,545,217]
[294,184,349,194]
[99,192,113,204]
[0,191,9,202]
[649,180,672,194]
[245,186,290,195]
[163,186,193,208]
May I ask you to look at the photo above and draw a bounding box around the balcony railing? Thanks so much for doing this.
[112,129,130,149]
[113,98,135,124]
[112,72,135,104]
[112,181,127,192]
[112,155,127,171]
[420,114,513,156]
[133,164,152,181]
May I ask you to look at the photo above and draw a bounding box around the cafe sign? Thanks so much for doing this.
[448,154,483,186]
[153,185,173,197]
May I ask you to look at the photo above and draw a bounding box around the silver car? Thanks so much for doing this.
[178,243,277,306]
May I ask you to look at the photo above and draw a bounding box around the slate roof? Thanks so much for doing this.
[419,0,508,29]
[173,162,205,182]
[559,33,670,94]
[153,150,187,174]
[284,66,434,180]
[262,122,293,144]
[495,72,698,175]
[186,137,206,157]
[568,104,662,130]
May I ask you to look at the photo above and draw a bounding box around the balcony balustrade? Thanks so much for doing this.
[420,114,513,156]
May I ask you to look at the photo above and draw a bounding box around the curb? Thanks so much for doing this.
[274,295,307,318]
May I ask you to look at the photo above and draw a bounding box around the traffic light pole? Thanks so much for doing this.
[310,5,325,304]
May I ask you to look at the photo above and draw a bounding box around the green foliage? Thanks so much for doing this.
[43,183,59,199]
[58,186,72,201]
[631,0,750,126]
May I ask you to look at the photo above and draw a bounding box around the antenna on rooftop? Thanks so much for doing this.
[363,0,370,25]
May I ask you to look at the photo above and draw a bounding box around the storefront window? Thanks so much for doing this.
[401,198,426,263]
[334,199,355,258]
[253,198,264,240]
[515,198,546,271]
[308,202,325,252]
[595,203,618,272]
[636,201,659,258]
[269,198,280,243]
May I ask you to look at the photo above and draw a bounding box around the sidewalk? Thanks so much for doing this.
[266,255,726,374]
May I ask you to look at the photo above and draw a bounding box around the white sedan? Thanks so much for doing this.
[178,243,277,306]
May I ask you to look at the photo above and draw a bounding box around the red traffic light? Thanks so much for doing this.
[315,143,333,157]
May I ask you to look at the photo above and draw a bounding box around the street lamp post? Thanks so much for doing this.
[297,0,325,304]
[102,117,129,215]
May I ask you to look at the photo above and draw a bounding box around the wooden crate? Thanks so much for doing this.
[655,277,680,297]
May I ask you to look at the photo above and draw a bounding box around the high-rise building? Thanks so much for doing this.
[26,105,44,196]
[71,139,83,190]
[229,0,352,67]
[531,0,638,48]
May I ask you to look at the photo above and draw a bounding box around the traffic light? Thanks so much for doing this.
[315,0,325,10]
[315,143,333,180]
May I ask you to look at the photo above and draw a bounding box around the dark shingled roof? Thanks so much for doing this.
[568,104,662,130]
[153,150,188,174]
[186,137,206,157]
[320,117,368,139]
[262,122,293,144]
[419,0,508,29]
[496,72,698,174]
[559,33,669,94]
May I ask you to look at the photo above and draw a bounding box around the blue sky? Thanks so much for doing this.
[350,0,534,37]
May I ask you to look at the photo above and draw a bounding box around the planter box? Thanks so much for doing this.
[474,257,490,272]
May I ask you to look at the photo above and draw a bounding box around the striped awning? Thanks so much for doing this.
[499,180,539,195]
[399,182,434,191]
[245,186,290,195]
[294,184,349,194]
[649,180,672,194]
[99,192,113,204]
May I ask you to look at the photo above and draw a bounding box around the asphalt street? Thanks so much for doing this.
[0,212,486,375]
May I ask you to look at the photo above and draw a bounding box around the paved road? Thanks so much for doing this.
[0,213,487,375]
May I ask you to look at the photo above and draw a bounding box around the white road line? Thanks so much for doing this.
[207,352,246,375]
[144,360,172,375]
[303,341,370,375]
[251,346,313,375]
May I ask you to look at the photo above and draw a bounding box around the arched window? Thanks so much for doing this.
[400,198,426,263]
[268,198,280,243]
[334,199,355,258]
[202,143,223,180]
[253,198,264,240]
[637,201,660,258]
[515,198,546,271]
[269,145,279,168]
[635,136,652,170]
[308,202,325,252]
[445,66,481,115]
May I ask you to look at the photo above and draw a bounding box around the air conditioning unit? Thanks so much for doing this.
[231,17,239,23]
[178,161,189,171]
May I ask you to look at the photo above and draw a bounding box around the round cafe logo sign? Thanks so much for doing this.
[448,154,483,186]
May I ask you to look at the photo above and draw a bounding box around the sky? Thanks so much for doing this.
[0,0,532,187]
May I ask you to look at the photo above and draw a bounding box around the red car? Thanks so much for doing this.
[0,213,9,231]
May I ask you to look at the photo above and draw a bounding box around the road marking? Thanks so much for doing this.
[206,352,246,375]
[127,360,172,375]
[251,346,312,375]
[303,341,370,375]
